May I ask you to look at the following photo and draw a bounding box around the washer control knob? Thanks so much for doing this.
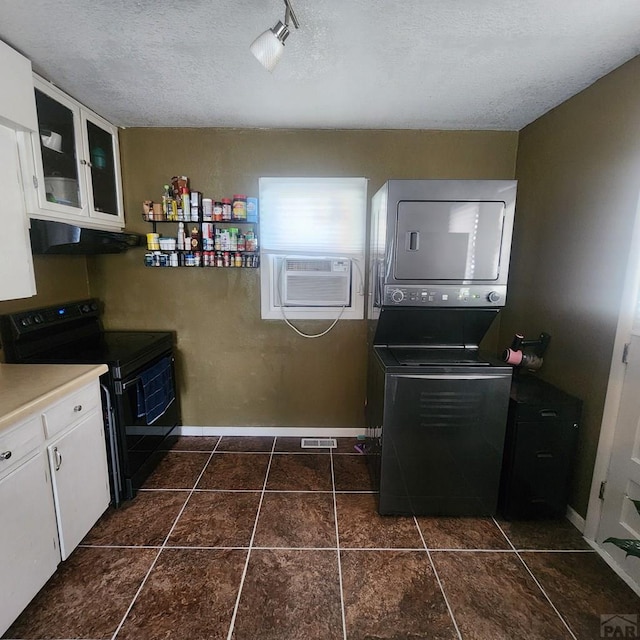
[391,289,405,303]
[488,291,502,303]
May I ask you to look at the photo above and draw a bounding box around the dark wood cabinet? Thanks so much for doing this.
[499,374,582,519]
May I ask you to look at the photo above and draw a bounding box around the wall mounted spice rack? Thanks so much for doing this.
[143,217,260,269]
[142,179,259,268]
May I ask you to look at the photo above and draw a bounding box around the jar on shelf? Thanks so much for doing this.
[245,228,258,252]
[232,194,247,220]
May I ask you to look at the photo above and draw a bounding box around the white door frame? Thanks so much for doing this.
[585,187,640,541]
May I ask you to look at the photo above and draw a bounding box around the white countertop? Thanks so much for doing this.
[0,363,108,433]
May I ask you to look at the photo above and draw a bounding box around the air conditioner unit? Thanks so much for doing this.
[275,256,352,307]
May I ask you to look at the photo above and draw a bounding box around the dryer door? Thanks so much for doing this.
[394,200,505,281]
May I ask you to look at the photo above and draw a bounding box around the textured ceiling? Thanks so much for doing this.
[1,0,639,130]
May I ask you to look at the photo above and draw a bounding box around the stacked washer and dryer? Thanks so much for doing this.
[365,179,517,516]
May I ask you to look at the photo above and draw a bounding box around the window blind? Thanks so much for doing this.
[259,177,367,254]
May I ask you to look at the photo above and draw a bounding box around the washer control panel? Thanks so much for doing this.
[383,286,506,307]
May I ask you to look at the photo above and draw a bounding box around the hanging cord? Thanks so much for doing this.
[277,256,361,339]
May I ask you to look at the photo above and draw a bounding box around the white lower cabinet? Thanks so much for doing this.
[0,451,59,637]
[47,409,111,560]
[0,378,110,635]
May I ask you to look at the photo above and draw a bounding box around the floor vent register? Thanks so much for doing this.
[300,438,337,449]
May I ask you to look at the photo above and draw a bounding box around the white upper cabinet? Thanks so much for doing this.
[20,76,125,230]
[0,124,37,301]
[0,40,38,132]
[0,40,37,302]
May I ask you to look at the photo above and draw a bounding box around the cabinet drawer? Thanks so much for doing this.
[42,382,101,439]
[0,415,43,479]
[513,403,580,424]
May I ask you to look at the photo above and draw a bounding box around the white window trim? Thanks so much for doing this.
[259,177,368,321]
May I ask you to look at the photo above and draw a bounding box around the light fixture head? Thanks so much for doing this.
[250,0,299,72]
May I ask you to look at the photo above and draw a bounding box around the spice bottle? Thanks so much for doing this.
[163,185,176,221]
[221,198,232,221]
[181,187,191,221]
[190,226,200,251]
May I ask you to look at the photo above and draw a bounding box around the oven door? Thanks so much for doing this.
[111,351,180,501]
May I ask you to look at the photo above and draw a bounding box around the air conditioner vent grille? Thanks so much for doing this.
[285,259,333,272]
[277,256,352,307]
[286,276,350,304]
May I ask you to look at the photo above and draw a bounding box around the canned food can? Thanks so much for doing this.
[146,233,160,250]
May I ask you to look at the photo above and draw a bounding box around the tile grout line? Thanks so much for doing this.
[491,517,579,640]
[414,516,463,640]
[225,437,277,640]
[330,447,348,640]
[109,442,221,640]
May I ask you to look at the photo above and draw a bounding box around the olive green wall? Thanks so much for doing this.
[88,129,518,428]
[500,55,640,517]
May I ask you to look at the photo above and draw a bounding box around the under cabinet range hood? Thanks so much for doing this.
[29,219,143,255]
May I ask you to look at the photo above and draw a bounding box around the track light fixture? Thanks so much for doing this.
[250,0,300,72]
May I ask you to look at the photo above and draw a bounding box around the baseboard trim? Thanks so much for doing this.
[177,426,364,437]
[566,504,586,533]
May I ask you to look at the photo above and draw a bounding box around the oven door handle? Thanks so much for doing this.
[121,376,141,391]
[395,374,510,381]
[119,356,175,392]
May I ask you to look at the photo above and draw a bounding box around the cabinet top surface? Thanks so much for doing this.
[0,363,108,433]
[510,374,582,407]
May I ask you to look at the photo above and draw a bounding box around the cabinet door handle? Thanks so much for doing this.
[53,446,63,471]
[74,404,83,413]
[0,450,12,461]
[539,409,558,418]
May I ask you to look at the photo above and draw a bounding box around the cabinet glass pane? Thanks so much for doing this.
[86,121,118,216]
[34,88,81,208]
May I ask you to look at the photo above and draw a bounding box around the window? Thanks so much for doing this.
[259,177,368,320]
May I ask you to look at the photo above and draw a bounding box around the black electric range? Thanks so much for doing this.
[0,299,181,505]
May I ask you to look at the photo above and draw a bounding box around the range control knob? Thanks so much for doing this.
[487,291,502,303]
[390,289,405,303]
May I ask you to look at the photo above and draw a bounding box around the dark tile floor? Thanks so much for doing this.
[5,436,640,640]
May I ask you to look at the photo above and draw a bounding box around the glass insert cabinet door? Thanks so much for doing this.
[34,85,83,211]
[82,111,121,221]
[31,76,124,227]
